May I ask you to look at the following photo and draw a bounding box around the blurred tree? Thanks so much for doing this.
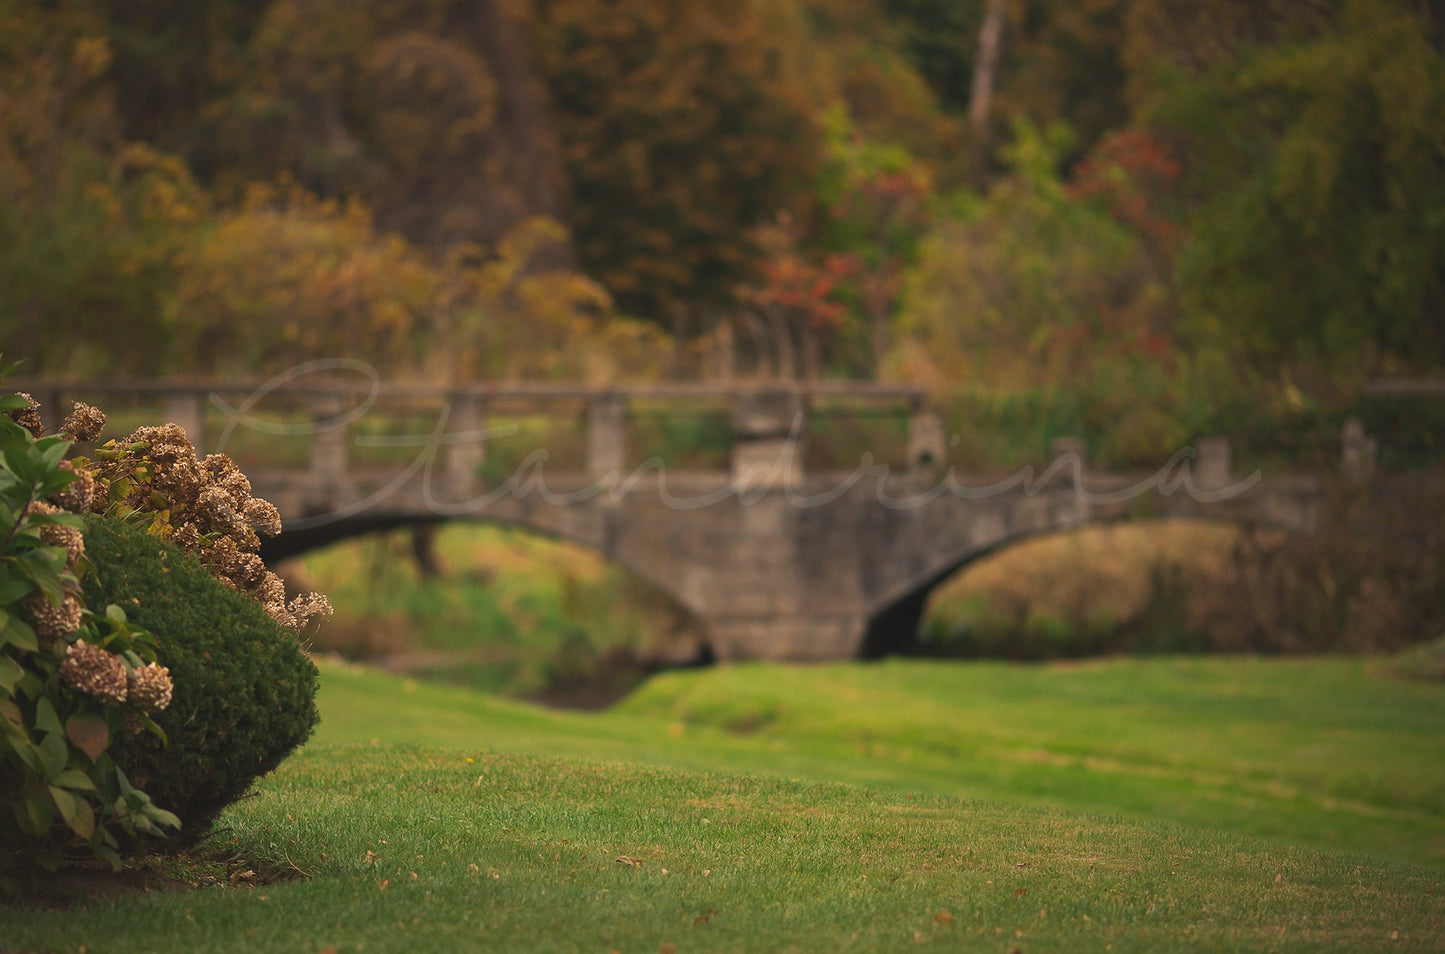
[883,0,982,114]
[1122,0,1331,113]
[169,182,439,376]
[895,122,1140,391]
[894,121,1211,461]
[0,2,204,375]
[883,0,1135,175]
[229,0,569,251]
[1143,0,1445,373]
[527,0,825,322]
[737,213,856,380]
[812,110,935,376]
[87,0,266,182]
[999,0,1131,161]
[788,0,967,183]
[170,185,648,382]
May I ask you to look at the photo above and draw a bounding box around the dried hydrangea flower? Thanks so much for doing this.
[127,661,173,713]
[203,453,240,481]
[6,392,43,437]
[257,571,287,608]
[196,484,239,527]
[218,470,252,506]
[241,497,282,537]
[151,454,205,503]
[60,640,128,705]
[26,591,83,640]
[127,423,192,454]
[171,521,201,548]
[38,520,85,567]
[60,401,106,442]
[50,460,97,512]
[288,592,334,628]
[263,599,295,630]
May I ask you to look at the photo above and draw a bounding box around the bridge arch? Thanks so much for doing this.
[858,510,1316,659]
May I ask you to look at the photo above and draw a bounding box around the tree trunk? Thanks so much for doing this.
[411,523,443,579]
[968,0,1009,182]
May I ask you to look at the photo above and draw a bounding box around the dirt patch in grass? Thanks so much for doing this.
[7,846,305,909]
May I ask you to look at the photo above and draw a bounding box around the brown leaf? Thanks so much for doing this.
[65,714,110,761]
[1014,887,1028,898]
[616,856,642,867]
[934,911,953,924]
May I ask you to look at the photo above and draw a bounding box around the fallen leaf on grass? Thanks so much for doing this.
[934,911,953,924]
[616,856,642,867]
[378,879,390,891]
[1014,888,1028,898]
[364,850,376,866]
[229,870,255,885]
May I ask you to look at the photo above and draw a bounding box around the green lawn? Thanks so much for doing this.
[2,655,1443,952]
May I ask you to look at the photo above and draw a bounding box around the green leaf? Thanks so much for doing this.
[10,736,46,776]
[0,576,32,604]
[137,711,168,746]
[105,604,128,624]
[50,768,98,793]
[30,510,84,530]
[36,437,72,468]
[147,805,182,831]
[38,729,68,778]
[35,697,64,735]
[6,448,37,485]
[49,785,95,840]
[0,695,24,731]
[0,612,38,653]
[94,840,122,872]
[0,653,22,694]
[15,794,55,836]
[17,670,44,700]
[17,549,68,604]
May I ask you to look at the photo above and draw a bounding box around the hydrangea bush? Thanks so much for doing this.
[0,382,180,884]
[80,422,331,632]
[1,366,330,883]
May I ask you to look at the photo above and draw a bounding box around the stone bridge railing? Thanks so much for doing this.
[17,376,941,493]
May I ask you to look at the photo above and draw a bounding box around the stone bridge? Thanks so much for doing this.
[25,375,1330,661]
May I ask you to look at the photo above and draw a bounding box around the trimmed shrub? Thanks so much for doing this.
[81,514,319,838]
